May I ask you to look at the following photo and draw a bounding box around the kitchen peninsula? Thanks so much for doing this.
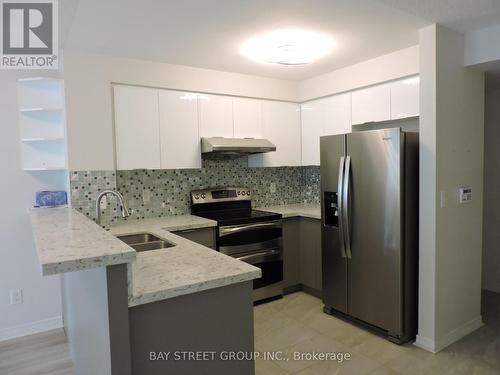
[30,207,261,375]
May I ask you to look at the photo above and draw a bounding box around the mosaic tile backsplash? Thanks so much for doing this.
[70,157,320,228]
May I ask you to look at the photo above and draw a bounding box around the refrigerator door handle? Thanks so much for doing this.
[338,156,346,258]
[343,155,352,259]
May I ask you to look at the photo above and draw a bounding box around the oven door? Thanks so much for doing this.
[237,248,284,301]
[218,220,282,257]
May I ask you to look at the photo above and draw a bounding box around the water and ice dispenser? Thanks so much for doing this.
[323,192,339,227]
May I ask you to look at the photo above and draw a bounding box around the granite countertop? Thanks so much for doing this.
[30,208,136,276]
[30,208,261,307]
[109,217,260,307]
[258,203,321,220]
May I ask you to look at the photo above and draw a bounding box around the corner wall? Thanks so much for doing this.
[482,90,500,293]
[0,71,64,341]
[417,24,484,352]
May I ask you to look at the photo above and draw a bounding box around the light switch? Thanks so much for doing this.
[440,191,448,208]
[143,189,151,203]
[458,187,472,204]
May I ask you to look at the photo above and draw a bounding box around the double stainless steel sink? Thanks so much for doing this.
[116,233,175,252]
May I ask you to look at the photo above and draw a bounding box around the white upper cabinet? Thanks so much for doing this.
[249,101,301,167]
[199,94,234,138]
[113,85,161,170]
[233,97,263,138]
[300,93,351,166]
[391,77,420,119]
[159,90,201,169]
[321,93,352,136]
[301,101,324,166]
[351,83,391,125]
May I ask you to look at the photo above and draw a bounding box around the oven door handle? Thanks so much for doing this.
[236,248,282,265]
[219,221,281,236]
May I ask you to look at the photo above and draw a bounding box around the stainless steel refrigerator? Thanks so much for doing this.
[320,126,418,344]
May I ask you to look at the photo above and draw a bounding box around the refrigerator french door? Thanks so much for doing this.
[321,127,418,344]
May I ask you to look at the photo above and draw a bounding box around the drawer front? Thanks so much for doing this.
[172,227,216,249]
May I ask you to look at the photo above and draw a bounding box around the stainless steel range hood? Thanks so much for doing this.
[201,137,276,156]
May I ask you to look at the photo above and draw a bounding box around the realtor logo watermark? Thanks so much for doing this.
[1,0,58,69]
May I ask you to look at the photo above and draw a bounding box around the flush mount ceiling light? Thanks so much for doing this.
[240,29,334,66]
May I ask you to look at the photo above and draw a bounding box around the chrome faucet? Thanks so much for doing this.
[95,190,130,226]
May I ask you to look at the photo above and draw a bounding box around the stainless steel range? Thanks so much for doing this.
[190,187,283,302]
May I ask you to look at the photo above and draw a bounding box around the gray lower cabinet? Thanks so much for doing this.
[283,218,301,288]
[172,227,216,249]
[283,217,322,294]
[300,218,322,293]
[129,281,255,375]
[62,264,255,375]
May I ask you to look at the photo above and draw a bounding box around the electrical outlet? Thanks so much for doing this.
[161,202,166,208]
[270,182,276,194]
[143,189,151,203]
[10,289,23,305]
[99,195,107,210]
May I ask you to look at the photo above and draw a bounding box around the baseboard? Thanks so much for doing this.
[300,284,322,299]
[0,316,63,342]
[483,286,500,294]
[414,334,437,353]
[415,315,483,353]
[283,284,322,299]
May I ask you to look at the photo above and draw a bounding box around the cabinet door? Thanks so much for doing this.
[301,101,324,166]
[391,77,419,119]
[159,90,201,169]
[323,93,352,136]
[251,101,301,167]
[300,218,322,291]
[199,94,234,138]
[233,98,263,138]
[351,83,391,125]
[113,85,161,170]
[172,228,216,249]
[283,218,301,288]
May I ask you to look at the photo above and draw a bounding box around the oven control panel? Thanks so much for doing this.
[191,187,252,204]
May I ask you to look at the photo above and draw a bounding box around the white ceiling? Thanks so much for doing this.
[61,0,500,81]
[62,0,429,81]
[375,0,500,33]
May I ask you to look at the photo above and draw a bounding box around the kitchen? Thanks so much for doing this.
[1,1,499,375]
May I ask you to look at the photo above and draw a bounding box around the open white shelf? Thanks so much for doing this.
[18,77,68,174]
[18,77,62,83]
[23,167,67,171]
[21,137,65,142]
[20,107,63,113]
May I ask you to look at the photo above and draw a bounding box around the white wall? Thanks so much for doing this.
[416,24,437,351]
[465,24,500,68]
[417,24,484,353]
[0,71,64,341]
[298,45,419,102]
[483,89,500,293]
[63,51,299,171]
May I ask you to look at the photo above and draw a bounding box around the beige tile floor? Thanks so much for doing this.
[1,290,499,375]
[254,290,500,375]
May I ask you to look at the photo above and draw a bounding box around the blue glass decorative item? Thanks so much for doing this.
[35,191,68,207]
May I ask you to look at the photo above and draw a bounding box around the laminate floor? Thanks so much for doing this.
[0,328,74,375]
[1,290,499,375]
